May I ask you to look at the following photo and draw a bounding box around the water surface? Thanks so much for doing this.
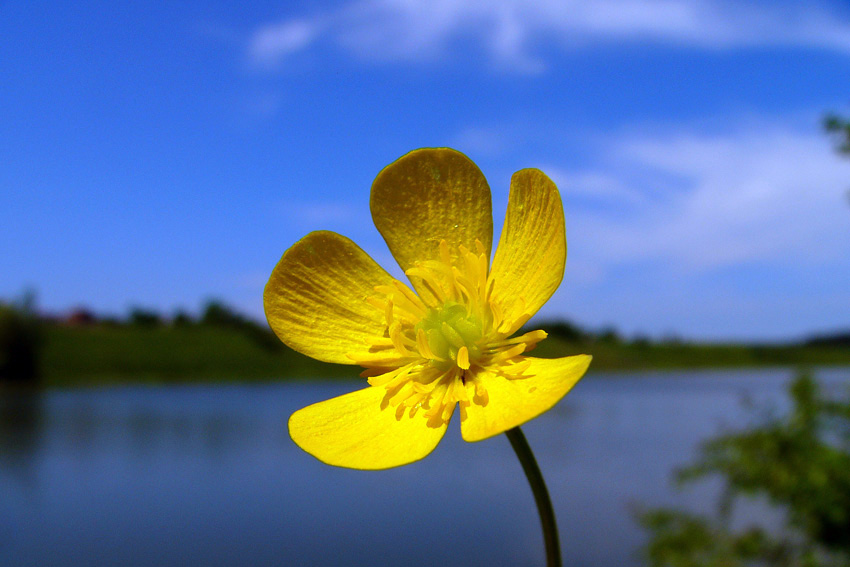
[2,368,848,566]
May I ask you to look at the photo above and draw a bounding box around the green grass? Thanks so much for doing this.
[533,335,850,371]
[40,324,350,387]
[35,324,850,388]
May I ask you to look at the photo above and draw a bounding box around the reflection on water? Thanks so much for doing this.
[1,369,847,567]
[0,389,44,493]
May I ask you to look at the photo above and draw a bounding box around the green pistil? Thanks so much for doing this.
[416,302,483,365]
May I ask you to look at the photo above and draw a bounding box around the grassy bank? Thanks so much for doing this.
[39,324,350,388]
[31,324,850,388]
[535,335,850,370]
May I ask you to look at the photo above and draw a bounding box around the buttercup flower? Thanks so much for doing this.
[265,148,591,470]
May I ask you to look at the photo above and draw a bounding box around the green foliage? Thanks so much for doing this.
[823,111,850,207]
[807,333,850,348]
[27,305,850,386]
[531,320,850,370]
[200,300,245,327]
[639,373,850,567]
[129,307,163,327]
[39,324,349,387]
[537,319,588,342]
[641,508,792,567]
[825,114,850,156]
[199,299,283,351]
[531,333,850,370]
[0,299,41,384]
[172,310,194,326]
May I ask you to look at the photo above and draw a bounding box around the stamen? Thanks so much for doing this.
[462,252,480,289]
[389,323,414,357]
[488,330,547,349]
[488,343,526,363]
[384,298,394,328]
[505,359,532,375]
[406,266,448,305]
[477,253,489,301]
[392,280,428,315]
[366,362,418,387]
[388,381,416,406]
[354,240,552,425]
[374,283,426,321]
[503,311,533,336]
[489,299,504,331]
[347,351,408,366]
[416,328,440,360]
[457,346,470,370]
[422,386,444,419]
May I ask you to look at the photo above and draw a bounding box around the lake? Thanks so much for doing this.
[2,368,848,567]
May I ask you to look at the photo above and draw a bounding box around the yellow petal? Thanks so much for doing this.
[289,385,449,469]
[489,169,566,330]
[461,355,591,442]
[370,148,493,277]
[264,231,394,364]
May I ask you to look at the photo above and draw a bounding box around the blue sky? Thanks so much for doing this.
[3,0,850,341]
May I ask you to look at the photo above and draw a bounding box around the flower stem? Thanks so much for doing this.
[505,426,561,567]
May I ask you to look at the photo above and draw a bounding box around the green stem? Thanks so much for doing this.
[505,426,561,567]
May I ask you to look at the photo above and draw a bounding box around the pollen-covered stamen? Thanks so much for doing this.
[485,329,548,351]
[457,346,470,370]
[366,361,419,388]
[372,284,426,324]
[405,239,491,309]
[350,239,551,427]
[389,322,415,357]
[416,328,443,361]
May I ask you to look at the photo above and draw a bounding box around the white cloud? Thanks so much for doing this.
[546,168,650,208]
[248,19,319,68]
[565,119,850,273]
[246,0,850,71]
[521,115,850,340]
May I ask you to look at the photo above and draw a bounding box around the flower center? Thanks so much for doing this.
[415,302,483,370]
[346,239,547,428]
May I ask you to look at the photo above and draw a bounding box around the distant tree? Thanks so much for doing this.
[661,332,686,346]
[200,300,244,327]
[638,372,850,566]
[824,111,850,207]
[66,308,96,325]
[99,316,122,327]
[597,326,622,344]
[129,307,162,327]
[0,297,42,384]
[806,332,850,348]
[537,319,588,342]
[825,113,850,156]
[200,300,281,351]
[171,310,194,326]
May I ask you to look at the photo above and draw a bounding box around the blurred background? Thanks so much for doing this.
[2,1,849,566]
[3,0,849,341]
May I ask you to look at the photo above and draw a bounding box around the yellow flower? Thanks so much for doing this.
[265,148,591,470]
